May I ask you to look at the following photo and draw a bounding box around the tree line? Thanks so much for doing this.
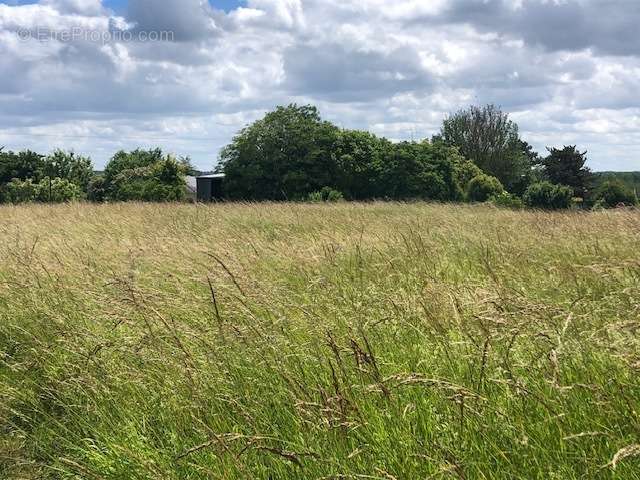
[0,147,190,204]
[1,104,638,209]
[218,104,638,209]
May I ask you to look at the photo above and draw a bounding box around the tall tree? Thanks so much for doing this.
[439,104,531,194]
[220,105,340,200]
[541,146,592,200]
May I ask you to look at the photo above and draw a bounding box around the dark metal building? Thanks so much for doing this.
[196,174,225,202]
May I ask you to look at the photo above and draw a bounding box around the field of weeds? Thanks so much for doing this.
[1,202,639,479]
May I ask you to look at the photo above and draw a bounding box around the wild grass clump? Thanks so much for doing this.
[1,202,639,479]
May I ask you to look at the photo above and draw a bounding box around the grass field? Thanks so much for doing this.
[1,202,639,479]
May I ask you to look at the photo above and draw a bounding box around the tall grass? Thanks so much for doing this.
[1,202,639,479]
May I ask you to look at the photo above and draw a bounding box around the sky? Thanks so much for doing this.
[1,0,639,171]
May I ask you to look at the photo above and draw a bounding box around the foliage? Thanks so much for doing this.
[87,176,107,203]
[40,177,83,203]
[103,149,163,187]
[0,149,93,203]
[0,150,45,186]
[466,174,504,202]
[455,160,483,192]
[593,180,638,208]
[1,178,42,203]
[1,177,82,203]
[523,181,574,209]
[378,141,464,201]
[220,105,466,202]
[220,105,340,200]
[102,149,187,202]
[333,129,385,199]
[438,104,533,193]
[43,150,94,191]
[307,187,345,203]
[1,203,639,479]
[594,172,640,195]
[490,191,524,209]
[541,146,593,200]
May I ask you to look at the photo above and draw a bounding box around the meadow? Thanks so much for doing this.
[1,202,639,479]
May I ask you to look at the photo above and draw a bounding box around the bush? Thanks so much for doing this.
[523,181,573,209]
[490,191,524,209]
[467,174,504,202]
[103,151,187,202]
[1,177,82,204]
[2,179,41,203]
[87,176,107,202]
[38,177,82,203]
[592,181,638,208]
[455,160,484,192]
[308,187,344,203]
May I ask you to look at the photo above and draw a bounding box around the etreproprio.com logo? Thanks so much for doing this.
[17,27,175,43]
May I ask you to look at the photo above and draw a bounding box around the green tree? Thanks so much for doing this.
[378,141,464,201]
[43,150,94,192]
[439,104,532,194]
[102,150,186,202]
[220,105,340,200]
[104,149,163,185]
[333,130,385,199]
[541,146,593,200]
[87,176,107,203]
[593,181,638,208]
[0,150,45,185]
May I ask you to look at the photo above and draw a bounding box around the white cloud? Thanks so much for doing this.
[0,0,638,171]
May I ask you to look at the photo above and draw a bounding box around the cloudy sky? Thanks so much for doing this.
[1,0,639,171]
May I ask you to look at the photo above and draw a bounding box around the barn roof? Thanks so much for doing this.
[197,174,226,179]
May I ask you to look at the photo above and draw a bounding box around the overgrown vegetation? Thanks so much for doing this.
[0,148,189,204]
[1,202,639,479]
[218,104,614,209]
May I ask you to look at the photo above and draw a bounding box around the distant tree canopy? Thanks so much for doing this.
[221,104,472,202]
[541,146,593,200]
[217,103,619,209]
[0,150,45,185]
[594,172,640,194]
[0,149,92,203]
[44,150,94,192]
[593,181,638,208]
[438,104,533,194]
[220,105,338,200]
[0,147,189,204]
[99,149,188,202]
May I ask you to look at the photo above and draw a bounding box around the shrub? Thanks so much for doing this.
[0,177,82,204]
[490,191,524,209]
[87,176,107,203]
[523,181,573,209]
[592,181,638,208]
[308,187,344,203]
[37,177,82,203]
[103,151,186,202]
[455,160,483,192]
[467,174,504,202]
[2,178,42,203]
